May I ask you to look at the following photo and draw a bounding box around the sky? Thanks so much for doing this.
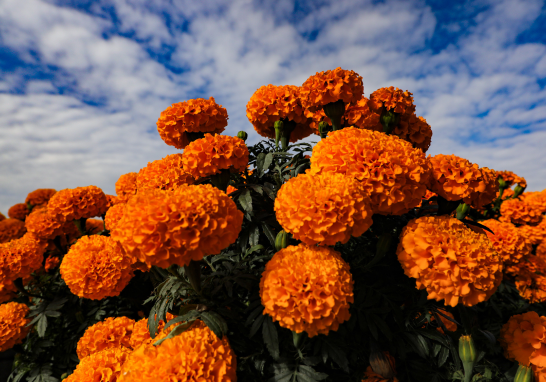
[0,0,545,213]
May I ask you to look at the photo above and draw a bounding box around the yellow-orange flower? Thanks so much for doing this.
[0,302,30,352]
[499,187,515,200]
[44,256,60,272]
[275,172,373,246]
[522,190,546,214]
[77,316,135,359]
[8,204,29,221]
[509,254,546,303]
[300,67,363,112]
[0,233,46,281]
[393,115,432,153]
[128,313,176,349]
[539,241,546,258]
[370,87,416,117]
[115,173,138,203]
[226,185,238,195]
[60,235,134,300]
[310,127,430,215]
[156,97,228,149]
[119,320,237,382]
[501,198,543,226]
[0,218,27,243]
[396,216,502,307]
[47,186,109,222]
[25,189,56,207]
[105,203,126,232]
[0,213,5,221]
[65,347,130,382]
[260,244,354,337]
[182,134,249,179]
[25,207,64,240]
[497,170,527,188]
[519,220,546,245]
[0,279,17,304]
[111,185,243,269]
[246,84,314,142]
[500,311,546,367]
[136,154,195,191]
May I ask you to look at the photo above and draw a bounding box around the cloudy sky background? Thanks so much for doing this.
[1,0,545,212]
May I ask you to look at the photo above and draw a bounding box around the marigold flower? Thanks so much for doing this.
[362,367,399,382]
[0,233,45,282]
[44,256,60,272]
[260,244,354,337]
[0,279,17,304]
[65,347,130,382]
[119,320,237,382]
[106,194,120,208]
[370,87,416,117]
[310,127,430,215]
[129,313,176,349]
[539,241,546,258]
[25,188,56,207]
[433,309,457,334]
[8,204,29,221]
[500,311,546,367]
[0,218,27,243]
[522,190,546,214]
[60,235,134,300]
[115,173,138,203]
[300,67,363,112]
[519,220,546,245]
[246,84,314,142]
[397,215,502,307]
[136,154,195,191]
[0,302,30,352]
[498,187,515,200]
[157,97,228,149]
[509,254,546,303]
[77,316,135,359]
[275,172,373,246]
[0,213,5,221]
[25,207,64,240]
[111,185,243,269]
[226,185,238,195]
[105,203,126,232]
[393,115,432,152]
[86,218,104,234]
[501,198,543,226]
[47,186,109,222]
[497,170,527,188]
[182,134,249,179]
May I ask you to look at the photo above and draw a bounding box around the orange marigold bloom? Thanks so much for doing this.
[300,67,364,112]
[65,347,130,382]
[260,244,354,337]
[369,86,416,117]
[519,220,546,245]
[433,308,457,334]
[226,185,238,195]
[0,279,17,304]
[498,170,527,188]
[0,233,45,281]
[510,254,546,303]
[128,313,176,349]
[106,194,120,208]
[8,204,29,221]
[60,235,134,300]
[47,186,109,222]
[105,203,126,231]
[119,320,237,382]
[0,302,30,352]
[481,219,532,276]
[310,127,430,215]
[246,84,314,142]
[539,241,546,257]
[396,215,502,307]
[0,213,5,221]
[498,187,515,200]
[182,134,249,179]
[500,311,546,367]
[156,97,228,149]
[86,218,104,234]
[136,154,195,191]
[522,191,546,214]
[44,256,60,272]
[0,218,27,243]
[77,316,135,359]
[25,188,56,207]
[25,207,64,240]
[115,173,138,203]
[111,185,243,269]
[501,198,543,226]
[393,115,432,152]
[275,172,373,246]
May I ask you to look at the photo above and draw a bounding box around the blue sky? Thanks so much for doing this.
[1,0,545,212]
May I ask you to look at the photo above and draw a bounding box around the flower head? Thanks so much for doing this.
[47,186,109,222]
[0,233,46,281]
[25,206,65,240]
[77,316,135,359]
[44,256,60,272]
[111,185,243,269]
[396,215,502,307]
[394,115,432,152]
[8,204,29,221]
[65,347,130,382]
[128,313,176,349]
[60,235,134,300]
[501,198,543,226]
[522,190,546,214]
[0,218,27,243]
[157,97,228,149]
[500,311,546,367]
[0,302,31,352]
[519,220,546,245]
[275,172,373,246]
[310,127,430,215]
[0,279,17,304]
[25,189,56,207]
[510,255,546,303]
[497,170,527,188]
[136,154,195,191]
[260,244,354,337]
[105,203,126,232]
[115,173,138,203]
[370,86,415,117]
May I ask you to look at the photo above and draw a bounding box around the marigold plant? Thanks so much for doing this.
[60,235,134,300]
[260,244,354,337]
[0,233,46,282]
[310,127,430,215]
[275,172,373,246]
[65,347,130,382]
[76,316,135,359]
[8,203,29,221]
[156,97,228,149]
[0,218,27,243]
[397,215,502,307]
[105,203,126,232]
[500,311,546,367]
[25,188,57,207]
[0,302,31,352]
[136,154,195,191]
[501,198,543,226]
[115,172,138,203]
[47,185,109,222]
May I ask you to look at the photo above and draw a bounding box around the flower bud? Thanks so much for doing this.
[513,185,526,199]
[322,99,345,131]
[498,177,507,190]
[237,131,248,141]
[274,120,284,149]
[459,335,477,364]
[275,230,289,251]
[318,121,330,139]
[380,109,400,134]
[514,364,533,382]
[456,203,470,220]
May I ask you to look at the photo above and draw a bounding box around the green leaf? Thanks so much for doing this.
[261,223,276,246]
[263,153,274,174]
[250,313,265,338]
[245,245,264,257]
[163,310,201,332]
[256,153,266,176]
[438,346,449,367]
[200,311,228,338]
[417,328,449,347]
[238,189,253,213]
[46,298,68,311]
[297,365,328,381]
[153,321,194,346]
[262,315,280,360]
[372,314,392,341]
[249,225,260,247]
[36,315,48,338]
[320,338,349,372]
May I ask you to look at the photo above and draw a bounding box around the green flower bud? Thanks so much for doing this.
[459,335,476,364]
[237,131,248,141]
[498,177,507,190]
[456,203,470,220]
[275,230,289,251]
[514,364,534,382]
[322,100,345,131]
[318,121,330,139]
[380,109,400,134]
[514,184,526,198]
[274,120,284,149]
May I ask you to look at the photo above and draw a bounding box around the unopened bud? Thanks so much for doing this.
[459,335,477,364]
[237,131,248,141]
[498,177,507,190]
[323,100,345,131]
[274,120,284,149]
[514,364,534,382]
[514,185,526,198]
[318,121,330,139]
[275,230,290,251]
[456,203,470,220]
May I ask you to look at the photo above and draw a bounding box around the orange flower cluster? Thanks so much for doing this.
[519,220,546,245]
[0,218,27,243]
[522,190,546,214]
[8,203,29,221]
[275,172,373,246]
[47,185,109,222]
[397,216,502,307]
[65,347,130,382]
[0,302,30,352]
[25,207,64,240]
[0,233,45,281]
[428,154,499,208]
[500,311,546,367]
[105,203,126,231]
[0,279,18,304]
[115,173,138,203]
[310,127,430,215]
[370,87,416,117]
[111,185,243,269]
[44,256,60,272]
[106,194,119,208]
[77,316,135,359]
[509,255,546,303]
[481,219,532,275]
[501,198,543,226]
[60,235,133,300]
[119,320,237,382]
[498,187,515,200]
[393,115,433,152]
[156,97,228,149]
[260,244,354,337]
[25,188,56,207]
[182,134,249,179]
[300,67,363,112]
[136,154,195,191]
[497,170,527,188]
[246,84,313,142]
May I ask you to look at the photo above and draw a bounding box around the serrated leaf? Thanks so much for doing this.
[433,343,442,357]
[36,315,48,338]
[297,365,328,381]
[148,305,158,339]
[246,305,265,327]
[44,310,61,318]
[163,310,201,332]
[46,298,68,311]
[263,153,274,174]
[256,153,266,176]
[261,223,276,246]
[262,315,280,360]
[438,346,449,367]
[200,311,228,338]
[153,321,194,346]
[249,225,260,247]
[372,314,392,341]
[239,189,253,213]
[418,328,449,346]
